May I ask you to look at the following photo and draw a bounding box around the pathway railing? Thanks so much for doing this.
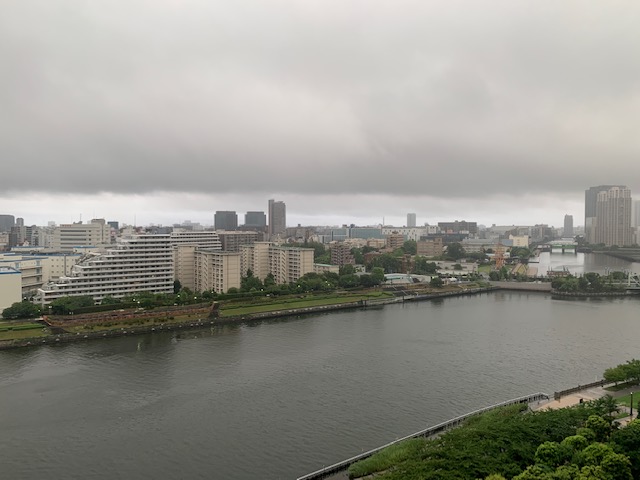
[296,392,549,480]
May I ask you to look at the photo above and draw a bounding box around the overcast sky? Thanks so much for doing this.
[2,1,639,228]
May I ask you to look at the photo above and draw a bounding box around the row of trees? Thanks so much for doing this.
[551,272,627,293]
[232,267,387,295]
[604,359,640,385]
[350,399,640,480]
[2,301,42,320]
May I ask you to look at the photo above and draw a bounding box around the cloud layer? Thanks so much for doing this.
[1,1,639,224]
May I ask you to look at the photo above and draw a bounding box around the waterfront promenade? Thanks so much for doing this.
[308,382,639,480]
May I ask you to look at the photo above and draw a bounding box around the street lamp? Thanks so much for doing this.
[631,392,634,418]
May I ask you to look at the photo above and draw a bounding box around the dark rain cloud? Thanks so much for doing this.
[1,0,639,201]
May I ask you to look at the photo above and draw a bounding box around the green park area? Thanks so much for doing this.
[0,321,49,341]
[218,291,393,317]
[345,360,640,479]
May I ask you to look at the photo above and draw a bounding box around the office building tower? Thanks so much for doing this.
[214,211,238,231]
[244,211,267,228]
[268,199,286,238]
[407,213,416,228]
[593,186,632,246]
[563,215,574,237]
[0,215,15,233]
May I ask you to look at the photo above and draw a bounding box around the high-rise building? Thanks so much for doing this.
[633,200,640,229]
[218,231,259,252]
[244,211,267,228]
[214,211,238,231]
[407,213,416,228]
[585,185,625,244]
[563,215,574,237]
[268,199,286,238]
[0,215,15,233]
[594,186,632,246]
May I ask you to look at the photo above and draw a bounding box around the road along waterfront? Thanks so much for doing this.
[2,291,640,479]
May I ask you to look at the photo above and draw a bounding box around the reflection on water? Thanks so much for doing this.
[532,252,640,276]
[2,292,640,479]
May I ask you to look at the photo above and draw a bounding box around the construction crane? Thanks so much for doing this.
[494,242,505,270]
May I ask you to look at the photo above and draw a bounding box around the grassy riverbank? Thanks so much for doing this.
[0,284,491,348]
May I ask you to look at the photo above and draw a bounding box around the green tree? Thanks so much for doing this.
[414,257,438,274]
[173,279,182,294]
[2,301,41,319]
[403,240,417,255]
[446,242,465,260]
[264,273,276,287]
[351,247,364,265]
[430,277,443,288]
[241,269,264,292]
[100,295,121,305]
[339,264,355,275]
[535,441,568,468]
[49,295,94,315]
[371,267,385,285]
[338,274,360,288]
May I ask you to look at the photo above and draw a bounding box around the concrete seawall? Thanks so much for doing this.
[489,281,552,292]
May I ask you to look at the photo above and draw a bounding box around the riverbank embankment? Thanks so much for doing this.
[489,281,552,292]
[0,286,496,350]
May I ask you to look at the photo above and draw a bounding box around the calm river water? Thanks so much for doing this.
[2,287,640,479]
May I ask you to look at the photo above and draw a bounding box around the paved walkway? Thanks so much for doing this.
[534,384,639,426]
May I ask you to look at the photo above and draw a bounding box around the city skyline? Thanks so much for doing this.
[0,191,592,229]
[2,2,639,229]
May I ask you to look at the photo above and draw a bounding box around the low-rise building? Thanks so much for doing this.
[417,238,444,257]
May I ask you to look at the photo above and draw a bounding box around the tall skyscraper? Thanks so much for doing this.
[268,199,286,238]
[585,185,625,244]
[214,211,238,231]
[407,213,416,228]
[563,215,574,237]
[633,200,640,228]
[592,186,632,246]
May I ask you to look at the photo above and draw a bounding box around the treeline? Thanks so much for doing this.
[349,397,640,479]
[604,359,640,385]
[551,272,627,293]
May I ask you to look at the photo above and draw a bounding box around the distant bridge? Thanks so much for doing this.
[543,241,578,254]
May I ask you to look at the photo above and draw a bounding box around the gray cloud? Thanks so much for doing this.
[1,0,639,205]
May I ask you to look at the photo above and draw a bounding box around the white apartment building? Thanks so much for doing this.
[0,253,45,298]
[240,242,271,280]
[241,242,314,285]
[170,229,221,250]
[36,234,174,305]
[171,229,222,291]
[381,227,433,242]
[0,267,21,312]
[52,219,111,251]
[195,250,241,293]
